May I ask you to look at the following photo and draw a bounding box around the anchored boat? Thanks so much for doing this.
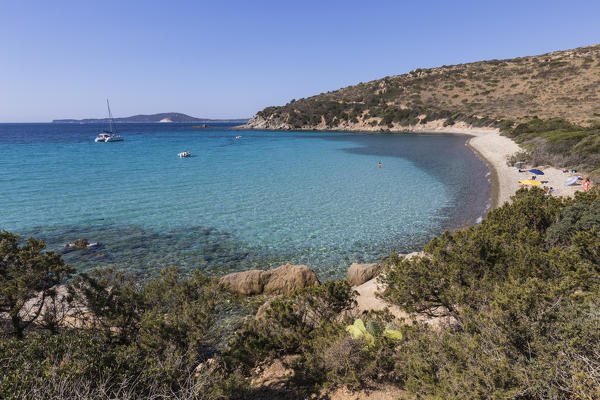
[94,99,123,142]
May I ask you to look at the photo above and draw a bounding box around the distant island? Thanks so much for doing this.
[53,112,249,124]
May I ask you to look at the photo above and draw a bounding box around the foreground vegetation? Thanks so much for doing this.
[2,188,600,398]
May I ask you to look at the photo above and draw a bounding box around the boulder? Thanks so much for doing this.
[263,264,319,295]
[347,262,379,286]
[220,264,319,296]
[220,269,270,296]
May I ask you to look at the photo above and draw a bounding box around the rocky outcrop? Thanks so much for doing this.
[68,238,89,249]
[220,264,319,296]
[347,263,380,286]
[405,251,427,259]
[64,238,102,253]
[242,114,295,130]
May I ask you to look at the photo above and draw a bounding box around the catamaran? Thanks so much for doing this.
[94,99,123,142]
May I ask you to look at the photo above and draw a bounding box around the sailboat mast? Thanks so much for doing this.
[106,99,114,133]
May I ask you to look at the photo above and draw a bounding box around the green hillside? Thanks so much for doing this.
[246,44,600,131]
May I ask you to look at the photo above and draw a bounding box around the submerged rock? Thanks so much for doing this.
[64,238,103,252]
[220,263,319,296]
[347,262,380,286]
[70,238,89,249]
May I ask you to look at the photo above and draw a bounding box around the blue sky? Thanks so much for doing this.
[0,0,599,122]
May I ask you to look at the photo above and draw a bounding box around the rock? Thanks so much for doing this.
[263,264,319,295]
[404,251,426,259]
[348,262,379,286]
[255,296,281,320]
[220,264,319,296]
[72,238,88,248]
[64,238,89,250]
[195,358,216,377]
[220,269,270,296]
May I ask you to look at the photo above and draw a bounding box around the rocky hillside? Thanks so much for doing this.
[244,44,600,132]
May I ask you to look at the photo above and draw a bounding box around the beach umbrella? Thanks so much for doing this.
[564,176,578,186]
[519,180,542,185]
[528,169,544,175]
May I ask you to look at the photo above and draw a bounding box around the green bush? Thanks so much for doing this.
[0,232,74,338]
[380,189,600,398]
[224,281,356,369]
[507,117,600,173]
[0,260,251,399]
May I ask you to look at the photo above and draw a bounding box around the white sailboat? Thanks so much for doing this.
[94,99,123,142]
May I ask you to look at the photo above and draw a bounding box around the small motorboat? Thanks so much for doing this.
[178,151,191,158]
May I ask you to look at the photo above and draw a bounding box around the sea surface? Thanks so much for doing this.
[0,123,490,280]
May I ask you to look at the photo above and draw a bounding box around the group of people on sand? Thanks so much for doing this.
[518,166,593,194]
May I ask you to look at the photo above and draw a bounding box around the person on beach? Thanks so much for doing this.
[378,162,382,168]
[584,178,591,191]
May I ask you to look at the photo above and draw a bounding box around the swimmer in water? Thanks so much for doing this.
[378,162,382,168]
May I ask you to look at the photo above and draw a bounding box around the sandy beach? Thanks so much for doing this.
[467,129,583,207]
[420,126,583,208]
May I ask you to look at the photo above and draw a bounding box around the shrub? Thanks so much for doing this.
[225,281,356,369]
[380,190,600,398]
[0,232,74,338]
[507,150,529,166]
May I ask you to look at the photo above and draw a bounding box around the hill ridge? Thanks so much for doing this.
[244,43,600,132]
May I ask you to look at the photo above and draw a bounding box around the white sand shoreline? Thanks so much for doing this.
[419,126,582,208]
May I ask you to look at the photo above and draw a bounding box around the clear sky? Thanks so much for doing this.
[1,0,599,122]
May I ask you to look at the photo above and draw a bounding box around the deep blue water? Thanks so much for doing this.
[0,123,490,279]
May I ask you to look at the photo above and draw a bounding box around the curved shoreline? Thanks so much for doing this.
[466,137,500,210]
[404,127,582,208]
[236,124,509,209]
[429,127,513,209]
[236,124,584,210]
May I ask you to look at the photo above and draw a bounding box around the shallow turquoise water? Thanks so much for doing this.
[0,123,489,279]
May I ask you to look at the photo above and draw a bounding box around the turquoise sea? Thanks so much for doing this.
[0,123,490,280]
